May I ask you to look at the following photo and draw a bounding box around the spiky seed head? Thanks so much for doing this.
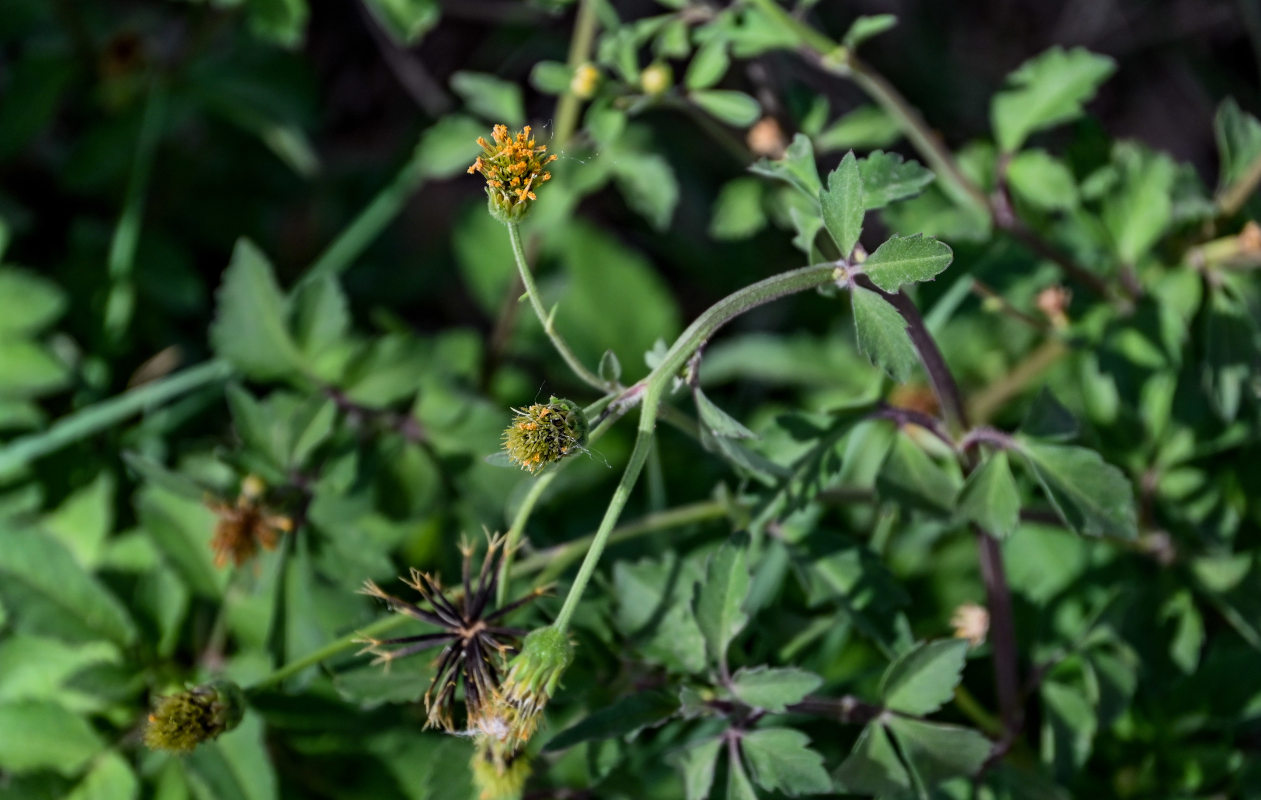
[143,680,246,754]
[501,397,588,475]
[467,124,558,223]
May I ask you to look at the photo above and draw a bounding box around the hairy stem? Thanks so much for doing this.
[0,359,233,475]
[506,221,611,391]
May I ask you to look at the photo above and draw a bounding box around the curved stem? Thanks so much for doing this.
[552,0,599,148]
[506,221,610,391]
[0,359,233,475]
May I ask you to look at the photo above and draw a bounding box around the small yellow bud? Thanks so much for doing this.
[640,62,673,96]
[951,603,989,647]
[570,63,601,100]
[143,680,246,754]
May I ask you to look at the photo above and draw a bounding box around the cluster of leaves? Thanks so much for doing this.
[1,1,1259,800]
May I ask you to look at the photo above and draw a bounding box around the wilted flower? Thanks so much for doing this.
[207,475,292,568]
[489,626,573,750]
[501,397,588,474]
[467,125,557,222]
[951,602,990,647]
[144,680,246,754]
[358,536,547,733]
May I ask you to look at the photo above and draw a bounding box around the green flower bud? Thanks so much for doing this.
[143,680,246,754]
[640,62,673,96]
[491,626,574,749]
[501,397,588,474]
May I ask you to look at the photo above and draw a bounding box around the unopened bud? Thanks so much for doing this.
[502,397,588,474]
[640,62,673,96]
[143,680,246,754]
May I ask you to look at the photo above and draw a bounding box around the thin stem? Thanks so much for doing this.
[298,155,427,290]
[786,695,883,725]
[553,384,663,632]
[967,339,1067,424]
[505,221,610,391]
[552,0,599,147]
[0,359,233,475]
[246,613,410,694]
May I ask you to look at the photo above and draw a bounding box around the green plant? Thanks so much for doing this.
[1,1,1259,799]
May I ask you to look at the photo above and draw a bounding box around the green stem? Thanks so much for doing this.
[297,155,427,290]
[506,221,610,391]
[552,0,600,147]
[0,359,233,475]
[246,613,409,694]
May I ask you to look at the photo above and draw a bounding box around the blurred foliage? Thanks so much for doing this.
[1,0,1259,799]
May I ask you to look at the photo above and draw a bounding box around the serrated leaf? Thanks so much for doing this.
[991,46,1116,152]
[834,723,912,796]
[862,234,954,293]
[1017,440,1137,539]
[1007,149,1078,211]
[816,105,902,152]
[686,39,730,90]
[710,177,767,241]
[728,666,822,712]
[1020,388,1079,441]
[750,133,821,200]
[885,717,992,786]
[877,433,960,517]
[742,728,832,796]
[1103,143,1175,265]
[1214,98,1261,190]
[821,151,863,257]
[545,690,679,751]
[958,451,1020,538]
[289,276,349,373]
[0,700,104,775]
[858,151,934,210]
[851,285,917,381]
[0,527,137,647]
[674,738,723,800]
[879,638,968,715]
[842,14,898,49]
[695,542,750,666]
[449,71,524,126]
[209,239,303,380]
[696,388,756,439]
[691,90,761,127]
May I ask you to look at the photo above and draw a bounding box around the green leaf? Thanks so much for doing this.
[41,471,114,568]
[694,542,751,666]
[885,717,991,786]
[1162,590,1205,674]
[991,46,1116,152]
[1203,287,1257,421]
[66,751,138,800]
[137,486,225,599]
[449,71,524,126]
[742,728,832,796]
[611,150,679,230]
[834,723,912,796]
[1017,440,1138,539]
[851,285,917,382]
[1040,677,1095,778]
[614,555,707,674]
[857,151,935,210]
[1214,98,1261,190]
[530,61,571,94]
[0,634,119,704]
[0,528,137,647]
[186,716,277,800]
[728,666,822,712]
[727,750,758,800]
[750,133,822,200]
[879,638,968,715]
[861,233,954,293]
[816,105,902,152]
[686,40,730,90]
[0,339,71,399]
[0,700,104,775]
[1102,143,1176,264]
[210,239,303,381]
[1020,388,1079,441]
[545,690,680,751]
[244,0,308,48]
[1007,149,1078,211]
[362,0,439,44]
[691,90,761,127]
[415,114,489,180]
[877,433,960,517]
[0,268,65,335]
[710,177,767,241]
[674,738,723,800]
[958,451,1020,538]
[289,276,350,377]
[696,388,756,440]
[820,151,864,257]
[842,14,898,50]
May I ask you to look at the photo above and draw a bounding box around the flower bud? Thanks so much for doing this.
[144,680,246,754]
[640,62,673,96]
[950,603,989,647]
[492,626,573,749]
[501,397,588,474]
[569,62,601,100]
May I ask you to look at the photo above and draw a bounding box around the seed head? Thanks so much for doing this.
[490,626,573,750]
[467,125,557,223]
[207,476,292,568]
[501,397,588,474]
[143,680,246,754]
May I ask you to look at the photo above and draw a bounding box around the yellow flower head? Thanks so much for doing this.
[467,125,557,222]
